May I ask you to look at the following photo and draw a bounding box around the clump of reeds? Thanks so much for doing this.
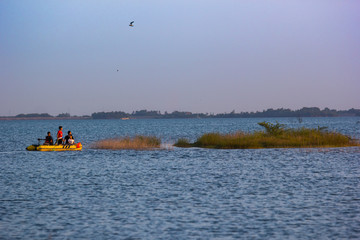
[174,122,359,149]
[91,136,161,150]
[173,138,192,148]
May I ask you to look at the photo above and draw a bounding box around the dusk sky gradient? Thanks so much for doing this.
[1,0,359,116]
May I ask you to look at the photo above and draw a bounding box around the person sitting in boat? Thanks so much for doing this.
[64,131,75,145]
[44,132,53,145]
[68,135,75,145]
[56,126,63,145]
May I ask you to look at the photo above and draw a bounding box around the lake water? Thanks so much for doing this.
[1,117,359,239]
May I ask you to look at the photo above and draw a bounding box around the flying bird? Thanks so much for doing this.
[129,21,134,27]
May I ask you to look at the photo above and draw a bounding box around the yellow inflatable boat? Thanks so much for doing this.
[26,143,82,151]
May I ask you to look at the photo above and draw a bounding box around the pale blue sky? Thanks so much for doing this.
[1,0,359,116]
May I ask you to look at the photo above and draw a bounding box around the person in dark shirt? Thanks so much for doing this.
[44,132,53,145]
[64,131,75,145]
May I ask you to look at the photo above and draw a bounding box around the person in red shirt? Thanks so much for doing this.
[57,126,63,145]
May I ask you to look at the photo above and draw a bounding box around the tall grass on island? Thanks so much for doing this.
[91,136,161,150]
[174,122,360,149]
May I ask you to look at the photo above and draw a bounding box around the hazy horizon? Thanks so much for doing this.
[2,106,360,117]
[1,0,359,116]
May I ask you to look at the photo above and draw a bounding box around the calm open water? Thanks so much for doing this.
[0,117,359,239]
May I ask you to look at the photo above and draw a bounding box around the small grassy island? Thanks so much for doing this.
[174,122,360,149]
[91,136,161,150]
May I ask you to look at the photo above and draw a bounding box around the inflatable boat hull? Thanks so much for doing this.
[26,143,82,151]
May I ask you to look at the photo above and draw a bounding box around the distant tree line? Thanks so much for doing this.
[215,107,360,118]
[6,112,75,118]
[90,110,206,119]
[15,113,53,118]
[2,107,359,119]
[91,107,360,119]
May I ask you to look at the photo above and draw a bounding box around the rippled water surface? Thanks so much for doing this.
[1,118,360,239]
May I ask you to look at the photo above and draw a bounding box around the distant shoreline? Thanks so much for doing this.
[1,116,357,121]
[1,107,359,120]
[0,116,92,121]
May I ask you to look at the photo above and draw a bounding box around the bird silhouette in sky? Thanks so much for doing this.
[129,21,134,27]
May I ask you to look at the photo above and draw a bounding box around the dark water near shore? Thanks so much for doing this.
[1,118,360,239]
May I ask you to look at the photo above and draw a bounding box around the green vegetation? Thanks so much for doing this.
[174,138,192,148]
[91,111,129,119]
[174,122,359,149]
[91,136,161,150]
[2,107,360,120]
[90,107,360,119]
[15,113,53,118]
[56,113,71,118]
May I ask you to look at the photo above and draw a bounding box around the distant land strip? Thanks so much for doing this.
[1,107,359,120]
